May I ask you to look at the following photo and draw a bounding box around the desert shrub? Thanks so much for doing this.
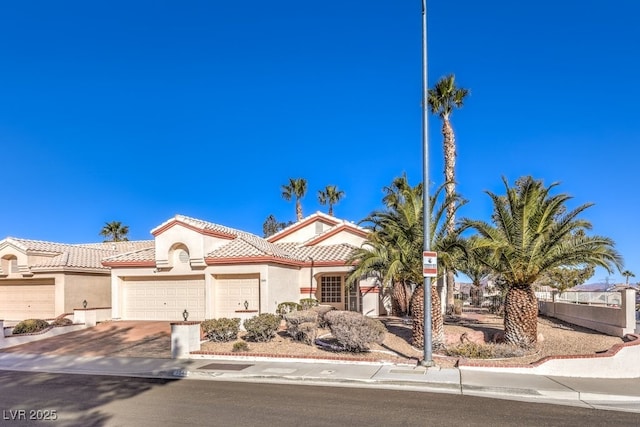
[284,310,318,344]
[453,299,463,315]
[276,302,301,317]
[232,341,249,352]
[244,313,281,342]
[201,318,241,342]
[299,298,319,310]
[444,342,529,359]
[51,317,73,327]
[297,322,318,345]
[12,319,50,335]
[324,311,386,352]
[310,305,335,328]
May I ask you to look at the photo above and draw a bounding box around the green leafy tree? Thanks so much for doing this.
[281,178,307,221]
[536,265,595,294]
[428,74,469,313]
[318,185,345,216]
[262,214,291,238]
[465,176,622,348]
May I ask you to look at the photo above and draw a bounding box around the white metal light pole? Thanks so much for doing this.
[420,0,435,367]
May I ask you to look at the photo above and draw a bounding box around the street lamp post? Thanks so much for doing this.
[420,0,435,367]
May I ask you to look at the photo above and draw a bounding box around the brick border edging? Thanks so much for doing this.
[457,333,640,369]
[190,350,416,364]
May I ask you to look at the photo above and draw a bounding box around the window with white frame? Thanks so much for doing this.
[320,276,342,303]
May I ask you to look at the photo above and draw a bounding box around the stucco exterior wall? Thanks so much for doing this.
[272,220,334,243]
[315,230,364,247]
[266,264,300,313]
[538,289,636,336]
[154,225,230,268]
[63,274,111,313]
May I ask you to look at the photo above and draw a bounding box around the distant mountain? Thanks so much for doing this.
[572,282,610,292]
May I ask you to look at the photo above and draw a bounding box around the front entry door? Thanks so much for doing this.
[347,283,360,312]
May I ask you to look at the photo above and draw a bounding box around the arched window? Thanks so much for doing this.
[170,244,190,267]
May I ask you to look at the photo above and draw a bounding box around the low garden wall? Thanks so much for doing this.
[538,289,636,337]
[0,320,85,349]
[73,307,112,327]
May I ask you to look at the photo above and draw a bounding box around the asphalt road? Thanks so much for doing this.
[0,371,639,427]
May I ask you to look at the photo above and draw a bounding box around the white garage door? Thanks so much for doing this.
[216,276,260,318]
[0,284,55,321]
[122,278,205,321]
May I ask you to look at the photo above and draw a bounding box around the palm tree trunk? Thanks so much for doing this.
[296,199,303,221]
[411,284,444,350]
[442,118,457,313]
[503,283,538,348]
[391,282,409,316]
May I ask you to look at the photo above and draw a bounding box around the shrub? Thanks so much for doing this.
[243,313,281,342]
[232,341,249,352]
[310,305,335,328]
[12,319,50,335]
[284,310,318,344]
[324,311,386,352]
[444,342,529,359]
[276,302,301,317]
[201,318,241,342]
[297,322,318,345]
[299,298,319,310]
[51,317,73,327]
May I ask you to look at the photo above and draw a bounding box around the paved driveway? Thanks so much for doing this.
[0,321,172,358]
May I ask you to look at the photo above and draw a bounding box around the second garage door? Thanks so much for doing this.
[122,277,205,321]
[215,276,260,318]
[0,283,55,321]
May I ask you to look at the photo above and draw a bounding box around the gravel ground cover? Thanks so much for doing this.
[199,310,625,367]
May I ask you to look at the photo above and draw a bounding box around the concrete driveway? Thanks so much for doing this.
[0,321,172,358]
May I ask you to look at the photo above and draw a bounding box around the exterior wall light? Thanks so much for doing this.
[182,309,189,321]
[83,299,88,309]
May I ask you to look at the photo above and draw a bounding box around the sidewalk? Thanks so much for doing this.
[1,352,639,413]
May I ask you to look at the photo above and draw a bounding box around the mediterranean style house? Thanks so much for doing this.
[0,238,153,321]
[104,213,381,322]
[0,212,382,322]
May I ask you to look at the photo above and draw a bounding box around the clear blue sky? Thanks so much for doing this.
[1,1,638,284]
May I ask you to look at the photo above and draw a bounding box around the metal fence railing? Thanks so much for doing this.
[535,291,622,307]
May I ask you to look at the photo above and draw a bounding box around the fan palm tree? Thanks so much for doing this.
[428,74,469,314]
[622,270,635,285]
[100,221,129,242]
[318,185,345,216]
[281,178,307,221]
[348,177,466,349]
[458,236,492,306]
[465,176,622,348]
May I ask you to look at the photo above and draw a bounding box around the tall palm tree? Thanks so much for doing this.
[281,178,307,221]
[429,74,469,313]
[622,270,635,285]
[318,185,345,216]
[100,221,129,242]
[465,176,622,348]
[348,177,465,349]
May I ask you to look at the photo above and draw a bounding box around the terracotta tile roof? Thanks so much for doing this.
[101,247,156,264]
[275,242,358,263]
[152,214,238,238]
[3,237,154,270]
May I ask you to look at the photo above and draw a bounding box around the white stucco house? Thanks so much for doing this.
[0,238,153,321]
[103,212,382,322]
